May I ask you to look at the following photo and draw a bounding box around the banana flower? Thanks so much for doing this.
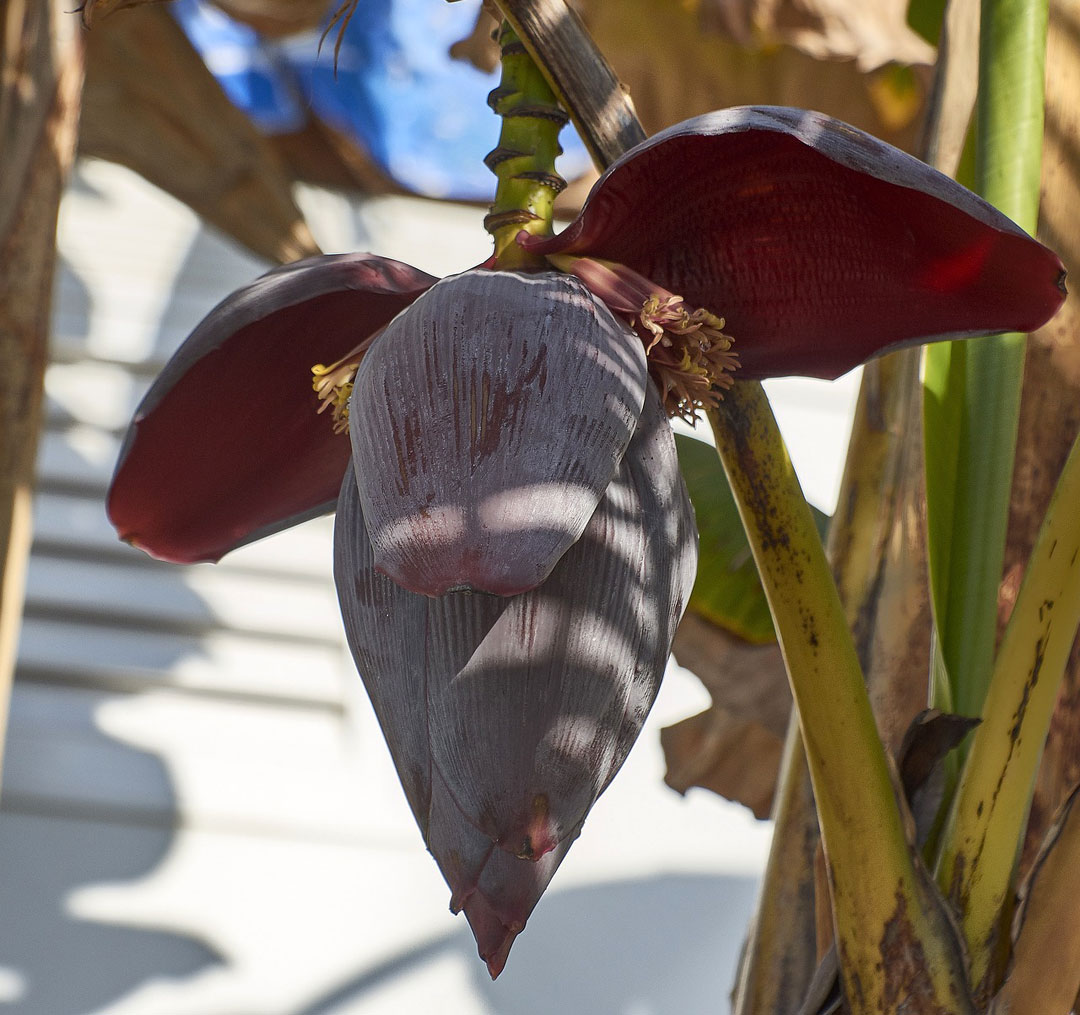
[107,106,1065,977]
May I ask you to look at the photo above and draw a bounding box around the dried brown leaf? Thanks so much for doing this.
[1,0,82,784]
[661,709,782,818]
[449,2,500,73]
[272,118,405,195]
[78,0,172,30]
[80,4,320,265]
[210,0,333,37]
[897,709,979,847]
[989,785,1080,1014]
[692,0,934,72]
[663,612,790,816]
[576,0,931,150]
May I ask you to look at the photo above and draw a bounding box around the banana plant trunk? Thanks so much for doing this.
[0,0,84,790]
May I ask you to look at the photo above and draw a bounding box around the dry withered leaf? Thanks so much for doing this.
[78,0,172,30]
[448,1,501,73]
[80,3,320,265]
[794,945,845,1015]
[576,0,931,150]
[1,0,82,781]
[210,0,333,37]
[663,612,790,817]
[989,784,1080,1014]
[270,118,404,195]
[897,709,980,847]
[661,709,783,819]
[692,0,933,72]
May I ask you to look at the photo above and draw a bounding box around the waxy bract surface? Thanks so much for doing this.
[525,106,1066,379]
[108,253,435,563]
[350,270,648,596]
[335,382,698,977]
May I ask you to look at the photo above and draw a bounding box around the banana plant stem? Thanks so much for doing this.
[936,432,1080,998]
[709,383,974,1014]
[930,0,1049,722]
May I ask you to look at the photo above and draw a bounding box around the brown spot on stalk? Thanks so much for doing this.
[877,888,953,1014]
[713,389,792,559]
[947,853,968,914]
[840,941,867,1011]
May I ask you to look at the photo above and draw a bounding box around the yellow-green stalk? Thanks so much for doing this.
[710,382,975,1015]
[936,433,1080,999]
[923,0,1049,722]
[484,21,566,269]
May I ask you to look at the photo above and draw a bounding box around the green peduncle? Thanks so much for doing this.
[484,20,567,269]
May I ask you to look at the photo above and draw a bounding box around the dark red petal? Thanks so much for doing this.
[107,253,436,563]
[524,106,1067,380]
[349,269,648,597]
[333,384,698,974]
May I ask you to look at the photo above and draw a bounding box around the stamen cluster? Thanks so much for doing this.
[636,295,738,423]
[539,252,739,422]
[311,334,378,434]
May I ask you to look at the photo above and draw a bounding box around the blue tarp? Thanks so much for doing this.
[173,0,590,202]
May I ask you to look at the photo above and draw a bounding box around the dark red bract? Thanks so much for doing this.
[523,107,1066,379]
[108,106,1064,566]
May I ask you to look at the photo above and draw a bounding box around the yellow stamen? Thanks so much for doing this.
[637,294,738,424]
[310,334,379,434]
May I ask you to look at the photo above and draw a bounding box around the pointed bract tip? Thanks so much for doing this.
[463,894,523,980]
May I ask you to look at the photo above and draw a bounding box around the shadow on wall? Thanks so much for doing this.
[0,808,222,1014]
[0,243,236,1013]
[297,872,759,1015]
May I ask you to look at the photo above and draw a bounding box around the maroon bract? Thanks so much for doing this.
[109,253,436,564]
[336,382,696,976]
[524,107,1066,380]
[349,270,649,596]
[108,106,1064,568]
[106,105,1066,978]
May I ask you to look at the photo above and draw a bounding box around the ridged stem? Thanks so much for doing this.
[484,21,566,269]
[923,0,1049,723]
[710,384,974,1015]
[936,433,1080,1000]
[929,0,1051,993]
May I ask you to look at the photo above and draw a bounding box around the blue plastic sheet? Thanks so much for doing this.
[173,0,590,202]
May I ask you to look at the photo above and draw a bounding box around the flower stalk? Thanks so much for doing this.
[708,383,974,1014]
[484,20,566,268]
